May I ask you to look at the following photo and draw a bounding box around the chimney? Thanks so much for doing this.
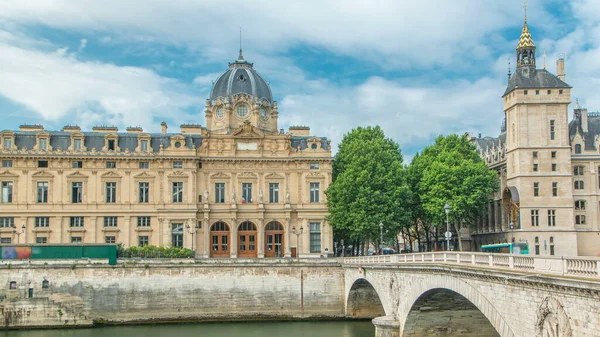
[556,54,566,82]
[62,125,81,133]
[161,121,168,135]
[582,108,588,133]
[126,126,143,133]
[19,124,44,132]
[92,126,118,133]
[288,125,310,136]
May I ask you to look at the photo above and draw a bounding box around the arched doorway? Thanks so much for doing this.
[210,221,230,258]
[503,186,520,228]
[265,221,284,258]
[238,221,257,258]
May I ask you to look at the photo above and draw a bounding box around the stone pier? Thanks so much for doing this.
[373,316,400,337]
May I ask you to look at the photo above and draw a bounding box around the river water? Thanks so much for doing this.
[0,321,375,337]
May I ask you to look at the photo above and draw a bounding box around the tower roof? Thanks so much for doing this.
[517,23,535,49]
[209,55,273,103]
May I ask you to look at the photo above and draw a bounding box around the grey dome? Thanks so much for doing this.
[209,53,273,103]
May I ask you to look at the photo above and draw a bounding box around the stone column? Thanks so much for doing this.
[487,202,492,233]
[203,216,210,258]
[257,217,265,258]
[230,218,237,258]
[284,216,291,258]
[372,316,400,337]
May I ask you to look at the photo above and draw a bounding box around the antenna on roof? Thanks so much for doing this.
[238,27,244,61]
[543,50,547,69]
[507,58,511,79]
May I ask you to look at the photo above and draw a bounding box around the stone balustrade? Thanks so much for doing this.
[343,252,600,279]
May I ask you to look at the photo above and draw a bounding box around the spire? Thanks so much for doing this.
[516,2,536,69]
[517,22,535,49]
[237,27,244,61]
[508,58,512,80]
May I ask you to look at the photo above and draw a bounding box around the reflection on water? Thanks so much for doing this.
[0,321,374,337]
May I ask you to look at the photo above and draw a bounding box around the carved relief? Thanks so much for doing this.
[536,297,572,337]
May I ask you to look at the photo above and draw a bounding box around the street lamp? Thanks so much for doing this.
[13,224,25,244]
[340,239,345,257]
[379,222,384,255]
[444,203,451,251]
[186,222,200,255]
[509,222,515,245]
[292,225,304,258]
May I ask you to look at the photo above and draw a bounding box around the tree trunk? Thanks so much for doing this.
[453,221,464,251]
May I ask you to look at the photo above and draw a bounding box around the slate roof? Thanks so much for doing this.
[291,136,330,151]
[210,55,273,103]
[472,133,506,153]
[569,111,600,151]
[504,68,571,96]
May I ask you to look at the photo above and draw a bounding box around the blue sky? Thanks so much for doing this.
[0,0,599,160]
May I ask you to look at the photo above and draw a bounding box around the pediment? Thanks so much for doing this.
[307,172,326,179]
[210,172,231,179]
[264,172,284,179]
[134,172,155,179]
[101,171,122,179]
[168,171,189,178]
[232,121,264,139]
[0,170,19,178]
[66,171,89,180]
[238,172,257,179]
[32,171,54,179]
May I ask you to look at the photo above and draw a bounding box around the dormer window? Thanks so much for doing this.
[3,138,12,150]
[74,139,82,151]
[108,139,115,151]
[39,138,47,150]
[236,104,249,117]
[141,140,149,152]
[575,144,582,154]
[104,134,119,152]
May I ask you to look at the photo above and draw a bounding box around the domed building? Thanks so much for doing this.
[0,51,333,259]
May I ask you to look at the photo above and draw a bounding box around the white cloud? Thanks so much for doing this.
[78,38,87,52]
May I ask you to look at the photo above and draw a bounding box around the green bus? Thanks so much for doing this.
[481,242,529,254]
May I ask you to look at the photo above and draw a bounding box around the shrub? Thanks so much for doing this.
[117,245,194,259]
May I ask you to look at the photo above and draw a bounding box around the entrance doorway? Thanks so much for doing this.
[210,221,230,258]
[238,221,257,258]
[265,221,284,258]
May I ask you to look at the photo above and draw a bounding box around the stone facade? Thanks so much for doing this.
[471,15,599,257]
[0,53,333,258]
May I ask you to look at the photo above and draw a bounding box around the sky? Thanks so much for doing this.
[0,0,599,161]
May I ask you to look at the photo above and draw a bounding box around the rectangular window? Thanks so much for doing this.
[139,161,149,169]
[72,161,83,169]
[105,236,116,244]
[535,89,540,95]
[242,183,252,203]
[36,237,47,244]
[0,238,11,244]
[310,162,319,170]
[530,210,539,227]
[37,182,48,203]
[138,182,149,203]
[548,90,552,94]
[173,161,183,169]
[552,182,558,196]
[39,138,47,150]
[105,182,117,203]
[550,120,555,140]
[3,138,12,150]
[35,217,49,228]
[574,181,584,190]
[269,183,279,203]
[71,236,82,243]
[574,166,584,176]
[552,163,557,172]
[172,182,183,203]
[106,161,116,169]
[104,216,117,227]
[141,140,149,152]
[1,181,13,203]
[310,182,320,203]
[0,217,14,228]
[548,210,556,227]
[137,216,151,227]
[215,183,225,203]
[171,223,183,248]
[532,151,538,158]
[108,139,115,151]
[309,222,321,253]
[524,90,528,95]
[38,160,48,168]
[70,216,84,227]
[71,182,83,203]
[533,164,538,172]
[533,182,539,197]
[576,215,586,225]
[551,151,557,158]
[138,236,149,247]
[1,160,12,168]
[73,139,82,151]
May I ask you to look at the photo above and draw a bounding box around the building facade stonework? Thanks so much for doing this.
[471,16,600,257]
[0,52,333,258]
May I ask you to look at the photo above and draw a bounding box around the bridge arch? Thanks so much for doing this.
[398,274,515,337]
[345,278,386,318]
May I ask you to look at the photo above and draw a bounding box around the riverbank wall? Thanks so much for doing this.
[0,259,346,329]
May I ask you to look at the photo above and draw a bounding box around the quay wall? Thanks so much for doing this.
[0,260,346,328]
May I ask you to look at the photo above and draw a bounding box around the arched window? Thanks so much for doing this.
[534,237,540,255]
[549,237,555,256]
[211,221,229,232]
[575,144,582,154]
[238,221,256,231]
[265,222,284,231]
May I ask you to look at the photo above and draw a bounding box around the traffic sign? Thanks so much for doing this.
[444,231,452,239]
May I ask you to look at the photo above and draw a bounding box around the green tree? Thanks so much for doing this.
[418,134,499,251]
[326,126,410,253]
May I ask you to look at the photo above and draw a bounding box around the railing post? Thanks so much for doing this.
[596,260,600,278]
[412,255,416,263]
[488,254,493,266]
[509,255,514,269]
[562,257,568,276]
[457,254,461,264]
[471,254,475,265]
[444,253,447,262]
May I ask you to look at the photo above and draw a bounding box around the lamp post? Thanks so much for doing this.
[186,222,200,255]
[292,225,304,258]
[13,224,25,244]
[379,222,384,255]
[444,203,451,251]
[340,239,345,257]
[509,222,515,245]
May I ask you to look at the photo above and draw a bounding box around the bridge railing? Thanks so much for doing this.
[342,252,600,279]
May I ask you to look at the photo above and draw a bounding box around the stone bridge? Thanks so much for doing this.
[343,252,600,337]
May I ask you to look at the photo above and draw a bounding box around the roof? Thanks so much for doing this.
[472,133,506,153]
[517,23,535,49]
[569,110,600,151]
[504,68,571,96]
[209,54,273,103]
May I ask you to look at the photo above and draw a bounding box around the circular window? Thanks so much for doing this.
[311,143,318,150]
[260,107,268,120]
[174,141,181,148]
[215,106,224,119]
[236,105,249,117]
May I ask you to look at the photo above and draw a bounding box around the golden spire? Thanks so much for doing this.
[517,2,535,49]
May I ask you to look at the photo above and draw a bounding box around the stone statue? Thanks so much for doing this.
[258,189,264,203]
[204,189,209,203]
[231,191,236,204]
[285,189,290,203]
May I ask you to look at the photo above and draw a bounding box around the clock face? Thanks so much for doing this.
[260,107,268,120]
[215,106,224,119]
